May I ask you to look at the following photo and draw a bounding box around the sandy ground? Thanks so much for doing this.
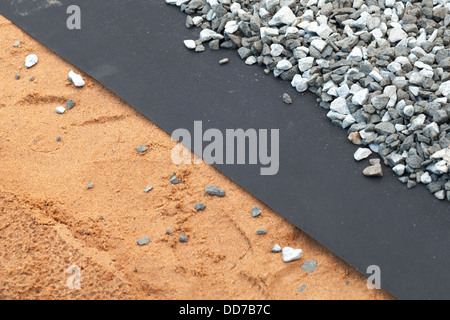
[0,15,394,300]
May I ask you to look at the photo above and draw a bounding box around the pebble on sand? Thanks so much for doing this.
[271,244,282,253]
[137,145,148,153]
[68,70,85,87]
[195,203,206,210]
[256,228,267,235]
[205,185,226,197]
[55,106,66,114]
[137,237,150,246]
[282,247,303,262]
[25,54,38,68]
[144,186,153,193]
[251,205,262,217]
[66,99,76,110]
[302,260,318,273]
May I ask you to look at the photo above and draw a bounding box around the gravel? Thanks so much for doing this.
[137,237,150,246]
[282,247,302,262]
[68,70,85,87]
[144,186,153,193]
[168,0,450,201]
[55,106,66,114]
[179,234,188,242]
[195,203,206,210]
[271,244,282,253]
[251,205,262,217]
[256,228,267,235]
[170,174,182,184]
[25,54,38,68]
[87,182,94,189]
[354,148,372,161]
[302,259,318,273]
[298,285,307,293]
[363,158,383,177]
[137,145,148,153]
[66,99,76,110]
[282,93,293,104]
[205,185,226,197]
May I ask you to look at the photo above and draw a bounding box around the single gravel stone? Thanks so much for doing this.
[170,174,182,185]
[251,205,262,217]
[205,185,225,197]
[66,99,76,110]
[219,58,229,65]
[183,39,196,49]
[13,40,20,47]
[55,106,66,114]
[68,70,85,87]
[144,186,153,193]
[302,260,318,273]
[166,229,173,235]
[354,148,373,161]
[56,136,62,143]
[282,93,293,104]
[137,237,150,246]
[406,155,424,169]
[256,228,267,235]
[271,244,282,253]
[137,145,148,153]
[194,203,206,210]
[25,54,38,68]
[87,182,94,189]
[15,73,20,80]
[363,159,383,177]
[179,234,188,242]
[282,247,303,262]
[298,285,307,293]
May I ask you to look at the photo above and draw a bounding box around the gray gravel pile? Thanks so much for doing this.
[167,0,450,201]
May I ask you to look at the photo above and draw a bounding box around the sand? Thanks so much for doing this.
[0,15,393,300]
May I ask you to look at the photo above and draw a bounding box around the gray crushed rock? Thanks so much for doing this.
[205,185,226,197]
[302,259,318,273]
[271,244,282,253]
[251,205,262,217]
[195,203,206,210]
[137,145,149,153]
[137,237,150,246]
[167,0,450,201]
[256,228,267,235]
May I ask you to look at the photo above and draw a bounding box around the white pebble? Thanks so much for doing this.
[55,106,66,114]
[68,70,86,87]
[25,54,38,68]
[354,148,373,161]
[282,247,303,262]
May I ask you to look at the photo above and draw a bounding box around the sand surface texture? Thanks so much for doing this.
[0,15,392,300]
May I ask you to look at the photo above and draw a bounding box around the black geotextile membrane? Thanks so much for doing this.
[1,0,449,299]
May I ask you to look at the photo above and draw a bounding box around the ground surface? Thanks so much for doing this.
[0,15,393,300]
